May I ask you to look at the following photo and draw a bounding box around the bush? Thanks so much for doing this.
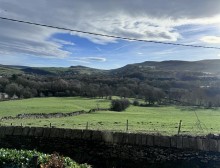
[133,100,139,106]
[0,148,90,168]
[111,99,130,112]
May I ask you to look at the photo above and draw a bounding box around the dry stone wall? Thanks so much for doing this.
[1,126,219,151]
[0,126,220,167]
[1,126,220,152]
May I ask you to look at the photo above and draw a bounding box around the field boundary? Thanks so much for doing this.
[0,108,109,121]
[0,126,220,153]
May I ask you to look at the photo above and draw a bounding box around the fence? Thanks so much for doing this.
[0,119,215,136]
[0,126,220,153]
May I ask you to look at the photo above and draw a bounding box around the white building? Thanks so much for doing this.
[0,93,9,99]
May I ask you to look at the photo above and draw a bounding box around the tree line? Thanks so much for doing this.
[0,72,220,108]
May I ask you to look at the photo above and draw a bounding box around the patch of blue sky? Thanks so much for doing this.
[45,29,220,69]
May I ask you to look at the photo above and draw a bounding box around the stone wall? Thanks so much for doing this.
[1,126,218,152]
[0,126,220,167]
[0,108,109,121]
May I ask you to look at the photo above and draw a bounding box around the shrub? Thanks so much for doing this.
[40,152,65,168]
[111,99,130,112]
[0,148,90,168]
[133,100,139,106]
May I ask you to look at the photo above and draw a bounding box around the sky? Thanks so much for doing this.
[0,0,220,69]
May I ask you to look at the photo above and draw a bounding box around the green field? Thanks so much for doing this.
[0,97,110,117]
[1,97,220,135]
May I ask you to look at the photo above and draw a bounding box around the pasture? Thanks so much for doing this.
[0,97,110,117]
[1,97,220,135]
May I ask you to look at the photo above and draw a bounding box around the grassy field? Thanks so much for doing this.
[1,97,220,135]
[0,97,110,117]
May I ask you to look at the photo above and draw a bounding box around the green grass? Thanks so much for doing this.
[0,97,110,117]
[1,97,220,135]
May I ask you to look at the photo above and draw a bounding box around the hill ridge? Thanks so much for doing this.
[1,59,220,76]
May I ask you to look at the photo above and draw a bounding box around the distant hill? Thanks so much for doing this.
[0,64,108,76]
[40,66,107,75]
[1,59,220,76]
[0,64,23,76]
[138,60,220,73]
[111,60,220,76]
[22,67,55,75]
[68,66,108,75]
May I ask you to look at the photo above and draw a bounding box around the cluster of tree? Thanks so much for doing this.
[111,99,130,111]
[0,71,220,108]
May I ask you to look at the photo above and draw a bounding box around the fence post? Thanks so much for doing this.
[178,120,182,135]
[86,122,89,130]
[126,120,128,132]
[50,123,52,128]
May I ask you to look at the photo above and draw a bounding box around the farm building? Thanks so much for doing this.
[0,93,9,99]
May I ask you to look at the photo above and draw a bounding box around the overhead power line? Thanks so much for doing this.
[0,16,220,50]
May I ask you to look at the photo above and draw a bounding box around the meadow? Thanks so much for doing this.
[1,97,220,135]
[0,97,110,117]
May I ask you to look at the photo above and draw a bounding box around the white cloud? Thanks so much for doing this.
[0,0,220,60]
[84,57,106,62]
[69,56,107,64]
[200,36,220,44]
[0,20,71,58]
[112,44,133,51]
[153,49,179,55]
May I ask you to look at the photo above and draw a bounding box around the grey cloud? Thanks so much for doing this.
[1,1,220,26]
[157,32,173,40]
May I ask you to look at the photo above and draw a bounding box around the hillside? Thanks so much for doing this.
[1,59,220,108]
[1,59,220,76]
[137,60,220,73]
[111,60,220,76]
[0,65,24,76]
[0,65,107,76]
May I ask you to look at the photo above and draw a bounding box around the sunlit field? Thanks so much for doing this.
[0,97,110,117]
[1,97,220,135]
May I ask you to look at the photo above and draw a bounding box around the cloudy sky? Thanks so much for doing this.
[0,0,220,69]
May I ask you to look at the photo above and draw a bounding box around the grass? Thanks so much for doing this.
[0,97,110,117]
[1,97,220,135]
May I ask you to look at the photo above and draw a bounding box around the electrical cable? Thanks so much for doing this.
[0,16,220,50]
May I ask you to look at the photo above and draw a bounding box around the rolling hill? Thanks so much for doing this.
[110,60,220,76]
[1,59,220,76]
